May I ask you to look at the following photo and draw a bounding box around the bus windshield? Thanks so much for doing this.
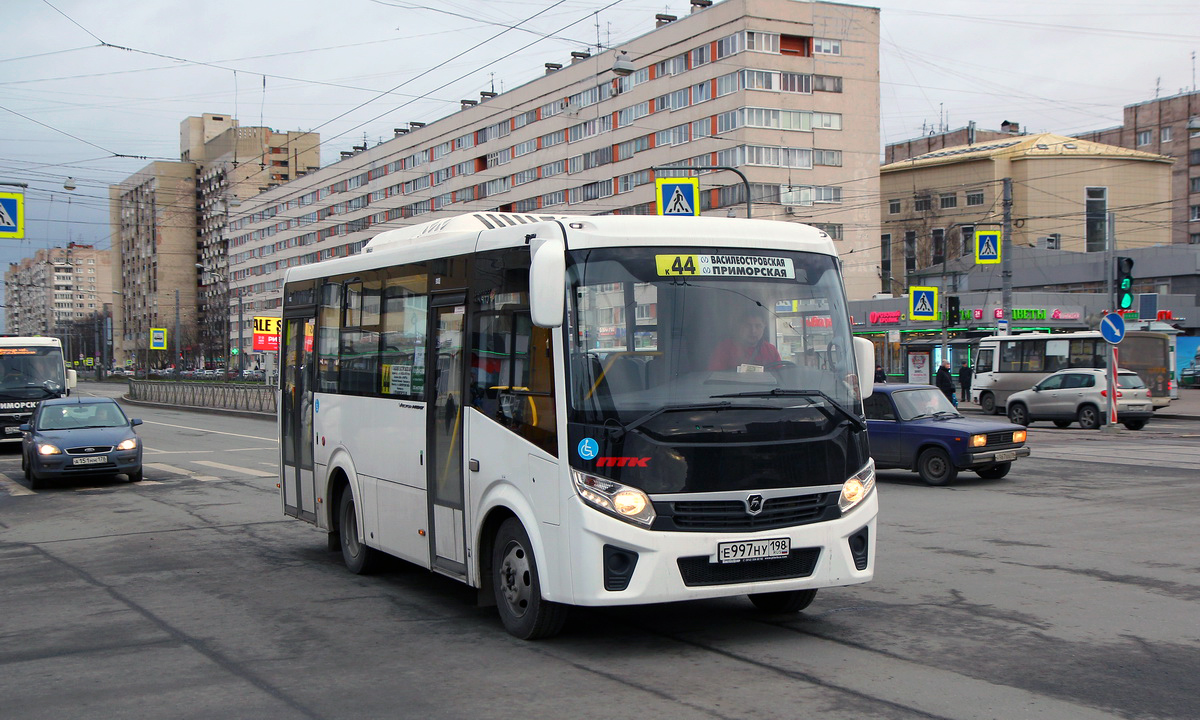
[0,347,67,399]
[565,247,859,432]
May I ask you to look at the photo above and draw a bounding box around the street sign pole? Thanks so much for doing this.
[1099,311,1126,433]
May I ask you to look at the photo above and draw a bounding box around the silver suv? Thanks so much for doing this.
[1006,368,1153,430]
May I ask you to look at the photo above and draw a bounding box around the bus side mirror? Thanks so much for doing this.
[529,237,565,328]
[66,369,78,389]
[853,337,875,400]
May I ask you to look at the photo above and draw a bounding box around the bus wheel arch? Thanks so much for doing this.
[475,506,518,609]
[330,470,381,574]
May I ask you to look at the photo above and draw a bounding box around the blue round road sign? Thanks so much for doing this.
[1100,312,1126,344]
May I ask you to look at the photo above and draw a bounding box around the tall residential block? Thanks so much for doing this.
[224,0,883,364]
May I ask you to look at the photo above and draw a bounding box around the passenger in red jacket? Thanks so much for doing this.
[708,308,782,370]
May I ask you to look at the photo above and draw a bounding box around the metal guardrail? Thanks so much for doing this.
[128,380,277,415]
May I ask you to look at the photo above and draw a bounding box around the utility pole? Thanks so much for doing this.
[237,289,245,376]
[1000,177,1013,332]
[174,289,180,378]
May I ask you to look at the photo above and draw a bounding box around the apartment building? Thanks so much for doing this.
[3,243,112,347]
[225,0,882,363]
[109,114,319,366]
[878,132,1171,294]
[1073,90,1200,245]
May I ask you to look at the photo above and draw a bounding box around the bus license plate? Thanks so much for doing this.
[72,456,106,466]
[717,537,790,564]
[993,451,1016,462]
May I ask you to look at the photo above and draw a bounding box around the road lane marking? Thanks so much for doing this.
[142,420,277,442]
[146,462,194,476]
[193,460,275,477]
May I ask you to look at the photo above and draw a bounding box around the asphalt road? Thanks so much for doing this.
[1,384,1197,719]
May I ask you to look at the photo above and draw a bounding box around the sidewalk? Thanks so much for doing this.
[956,387,1200,421]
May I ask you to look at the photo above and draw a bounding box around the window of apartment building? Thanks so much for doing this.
[814,149,842,166]
[616,102,649,128]
[691,80,712,104]
[1085,187,1108,252]
[1190,176,1200,193]
[616,135,650,161]
[691,118,711,141]
[813,75,842,93]
[1161,127,1172,142]
[780,185,813,206]
[814,186,842,203]
[1190,149,1200,165]
[781,72,812,94]
[966,190,985,206]
[745,145,812,169]
[512,139,537,158]
[904,231,917,275]
[741,69,777,90]
[486,148,512,167]
[690,45,710,68]
[715,31,744,59]
[810,223,843,240]
[1191,205,1200,222]
[932,228,945,265]
[716,71,740,97]
[617,170,651,193]
[813,112,842,130]
[888,198,901,214]
[541,159,565,178]
[540,129,566,148]
[512,168,538,186]
[656,123,690,147]
[960,225,975,257]
[568,180,613,204]
[813,37,841,55]
[746,31,780,53]
[1191,233,1200,245]
[455,133,474,151]
[1137,130,1152,146]
[939,193,957,209]
[654,53,687,77]
[743,107,811,131]
[542,190,565,207]
[913,196,931,212]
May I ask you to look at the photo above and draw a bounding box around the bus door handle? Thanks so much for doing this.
[469,458,480,472]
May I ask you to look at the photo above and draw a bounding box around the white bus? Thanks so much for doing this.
[972,330,1172,414]
[278,213,877,639]
[0,336,77,442]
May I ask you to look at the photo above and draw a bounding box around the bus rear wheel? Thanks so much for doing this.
[338,488,381,575]
[749,589,817,613]
[492,518,567,640]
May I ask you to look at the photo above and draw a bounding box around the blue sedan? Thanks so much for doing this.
[21,397,144,489]
[865,384,1030,485]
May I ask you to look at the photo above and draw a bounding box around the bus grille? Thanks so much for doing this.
[655,493,837,532]
[677,548,821,587]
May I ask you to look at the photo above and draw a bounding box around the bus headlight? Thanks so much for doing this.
[37,443,62,456]
[839,459,876,514]
[571,469,656,527]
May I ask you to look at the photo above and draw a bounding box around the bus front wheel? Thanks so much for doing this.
[980,392,997,415]
[492,518,567,640]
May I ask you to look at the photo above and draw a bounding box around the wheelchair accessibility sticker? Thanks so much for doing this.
[577,437,599,460]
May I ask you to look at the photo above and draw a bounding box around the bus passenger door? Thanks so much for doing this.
[427,297,467,576]
[281,316,318,522]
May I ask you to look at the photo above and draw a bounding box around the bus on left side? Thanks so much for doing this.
[0,336,77,442]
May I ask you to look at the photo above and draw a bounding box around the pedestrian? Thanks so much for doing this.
[874,364,886,384]
[935,360,956,405]
[958,360,973,403]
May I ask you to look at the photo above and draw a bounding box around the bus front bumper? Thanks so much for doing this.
[561,490,877,607]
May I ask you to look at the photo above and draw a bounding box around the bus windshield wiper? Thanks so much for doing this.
[711,388,866,430]
[608,401,733,440]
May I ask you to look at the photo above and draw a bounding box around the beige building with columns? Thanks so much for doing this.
[878,132,1172,295]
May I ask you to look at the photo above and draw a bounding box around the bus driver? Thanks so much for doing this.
[708,307,782,371]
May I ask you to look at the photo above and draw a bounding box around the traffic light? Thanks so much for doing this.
[1115,257,1135,310]
[947,295,961,326]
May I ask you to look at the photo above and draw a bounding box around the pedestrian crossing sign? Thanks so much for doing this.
[975,230,1001,264]
[656,178,700,216]
[0,192,24,239]
[909,286,938,321]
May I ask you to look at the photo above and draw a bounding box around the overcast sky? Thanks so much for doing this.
[2,0,1197,311]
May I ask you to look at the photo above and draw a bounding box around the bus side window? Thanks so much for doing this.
[999,342,1022,372]
[975,348,993,373]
